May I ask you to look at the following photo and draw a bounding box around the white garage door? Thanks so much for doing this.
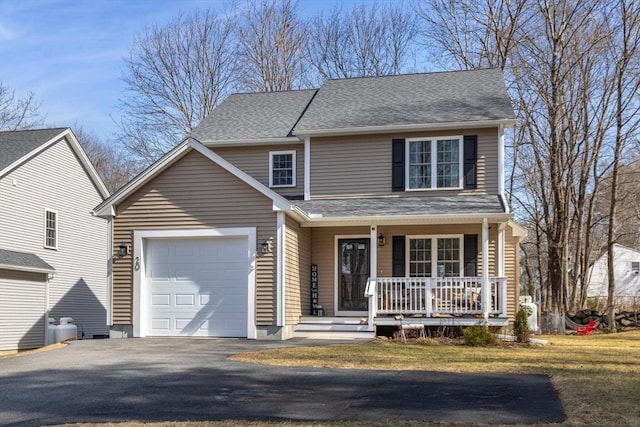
[144,237,248,337]
[0,269,46,350]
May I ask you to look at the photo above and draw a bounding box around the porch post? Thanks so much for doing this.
[482,218,490,321]
[370,225,378,328]
[370,225,378,281]
[498,223,507,317]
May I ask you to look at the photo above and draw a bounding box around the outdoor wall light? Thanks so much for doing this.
[377,234,386,247]
[261,240,273,255]
[117,242,129,258]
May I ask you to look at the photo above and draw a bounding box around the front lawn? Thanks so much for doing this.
[230,331,640,426]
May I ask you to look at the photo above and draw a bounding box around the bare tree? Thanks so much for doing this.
[73,125,138,194]
[307,2,418,80]
[117,9,238,165]
[235,0,308,91]
[0,81,42,130]
[604,0,640,329]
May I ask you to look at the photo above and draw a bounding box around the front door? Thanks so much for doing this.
[337,238,370,313]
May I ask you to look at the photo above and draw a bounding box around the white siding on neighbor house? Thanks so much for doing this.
[0,139,108,338]
[0,269,47,350]
[588,244,640,302]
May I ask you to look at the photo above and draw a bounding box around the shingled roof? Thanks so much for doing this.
[0,248,55,274]
[0,128,68,172]
[189,89,317,144]
[294,68,515,134]
[189,69,513,144]
[293,195,507,218]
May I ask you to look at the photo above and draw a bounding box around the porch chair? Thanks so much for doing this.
[576,320,598,335]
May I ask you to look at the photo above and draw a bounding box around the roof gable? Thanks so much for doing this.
[189,89,317,145]
[0,128,109,199]
[293,69,515,134]
[0,128,68,171]
[94,138,293,217]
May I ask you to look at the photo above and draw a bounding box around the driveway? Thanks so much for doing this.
[0,338,565,426]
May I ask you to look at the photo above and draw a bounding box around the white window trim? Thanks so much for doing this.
[269,150,296,188]
[406,235,464,278]
[405,136,463,191]
[43,208,58,250]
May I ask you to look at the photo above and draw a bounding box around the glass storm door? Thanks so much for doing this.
[338,238,370,312]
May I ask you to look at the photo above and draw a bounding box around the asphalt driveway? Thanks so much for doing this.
[0,338,565,426]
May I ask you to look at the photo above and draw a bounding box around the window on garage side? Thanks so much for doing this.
[269,150,296,187]
[44,209,57,249]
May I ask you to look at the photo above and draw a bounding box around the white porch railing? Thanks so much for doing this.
[365,277,507,326]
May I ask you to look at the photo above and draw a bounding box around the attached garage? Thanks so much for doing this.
[133,228,257,339]
[0,249,55,351]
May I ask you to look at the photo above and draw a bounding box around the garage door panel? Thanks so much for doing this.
[144,237,248,337]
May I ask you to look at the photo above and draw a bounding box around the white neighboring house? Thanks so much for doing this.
[587,244,640,307]
[0,128,109,350]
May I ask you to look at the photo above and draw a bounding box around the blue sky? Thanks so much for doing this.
[0,0,372,142]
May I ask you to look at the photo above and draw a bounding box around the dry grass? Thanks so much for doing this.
[0,342,66,359]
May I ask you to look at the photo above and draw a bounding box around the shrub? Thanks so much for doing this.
[514,306,531,342]
[415,336,438,346]
[462,325,496,346]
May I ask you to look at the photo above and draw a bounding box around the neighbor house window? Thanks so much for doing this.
[632,262,640,274]
[269,150,296,187]
[44,209,57,249]
[407,137,462,190]
[408,236,462,277]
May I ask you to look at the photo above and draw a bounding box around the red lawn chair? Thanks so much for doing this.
[576,320,598,335]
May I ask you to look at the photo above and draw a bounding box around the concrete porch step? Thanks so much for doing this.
[294,316,375,339]
[293,330,375,340]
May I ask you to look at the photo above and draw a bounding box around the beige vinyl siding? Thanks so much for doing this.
[284,216,311,324]
[310,128,498,198]
[112,150,277,326]
[0,269,46,350]
[0,139,108,338]
[212,144,304,199]
[504,224,521,320]
[310,226,370,317]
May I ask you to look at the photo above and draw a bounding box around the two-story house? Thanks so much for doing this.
[94,69,526,340]
[0,128,109,350]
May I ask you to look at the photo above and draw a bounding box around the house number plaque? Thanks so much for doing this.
[311,264,319,315]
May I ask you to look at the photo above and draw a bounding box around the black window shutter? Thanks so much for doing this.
[392,139,405,191]
[392,236,406,277]
[463,135,477,189]
[464,234,478,276]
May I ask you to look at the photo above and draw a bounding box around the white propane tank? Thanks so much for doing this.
[46,318,57,345]
[55,317,78,343]
[519,296,539,333]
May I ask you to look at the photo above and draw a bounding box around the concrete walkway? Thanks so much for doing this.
[0,338,566,426]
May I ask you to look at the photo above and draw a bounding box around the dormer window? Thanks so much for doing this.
[406,137,463,190]
[269,150,296,187]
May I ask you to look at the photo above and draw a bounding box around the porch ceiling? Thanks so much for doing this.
[292,195,510,226]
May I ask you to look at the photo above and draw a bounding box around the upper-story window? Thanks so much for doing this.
[269,150,296,188]
[406,136,463,190]
[632,261,640,274]
[44,209,57,249]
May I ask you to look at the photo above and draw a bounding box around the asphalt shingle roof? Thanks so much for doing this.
[294,69,514,133]
[0,248,55,273]
[293,195,506,218]
[0,128,67,172]
[189,89,317,144]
